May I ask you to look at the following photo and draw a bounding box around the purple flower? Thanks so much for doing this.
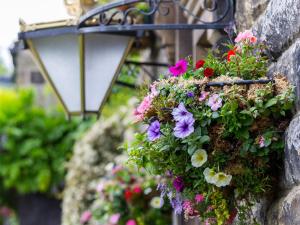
[174,117,195,138]
[169,59,188,77]
[172,103,193,122]
[147,120,161,141]
[207,94,222,111]
[199,91,209,101]
[165,170,173,177]
[187,91,194,98]
[157,183,168,198]
[170,192,183,214]
[173,177,185,192]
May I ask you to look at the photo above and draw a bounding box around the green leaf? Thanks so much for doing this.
[200,135,210,144]
[188,146,197,155]
[265,98,277,108]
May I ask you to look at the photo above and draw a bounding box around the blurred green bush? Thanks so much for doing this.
[0,88,92,196]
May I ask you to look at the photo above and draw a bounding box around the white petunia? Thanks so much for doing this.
[214,172,232,187]
[191,149,208,167]
[150,196,164,209]
[203,168,217,184]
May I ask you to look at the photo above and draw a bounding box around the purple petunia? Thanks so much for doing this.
[172,103,193,122]
[207,94,223,111]
[173,176,185,192]
[147,120,161,141]
[186,91,194,98]
[173,116,195,138]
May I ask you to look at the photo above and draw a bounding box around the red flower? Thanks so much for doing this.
[204,68,214,78]
[195,60,205,69]
[227,50,236,62]
[225,208,238,225]
[124,188,133,201]
[133,185,142,194]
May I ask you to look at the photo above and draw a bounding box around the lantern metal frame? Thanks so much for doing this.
[18,0,235,117]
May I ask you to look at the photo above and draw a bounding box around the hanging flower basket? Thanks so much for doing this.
[127,30,296,225]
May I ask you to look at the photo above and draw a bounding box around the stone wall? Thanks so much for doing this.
[236,0,300,224]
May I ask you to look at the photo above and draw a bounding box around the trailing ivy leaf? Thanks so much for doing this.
[212,112,219,119]
[265,98,277,108]
[188,145,197,155]
[200,135,210,144]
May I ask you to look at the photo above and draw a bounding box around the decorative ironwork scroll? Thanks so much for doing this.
[78,0,234,32]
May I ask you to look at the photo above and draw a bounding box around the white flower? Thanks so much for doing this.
[191,149,207,167]
[144,187,152,195]
[150,196,164,209]
[203,168,217,184]
[214,172,232,187]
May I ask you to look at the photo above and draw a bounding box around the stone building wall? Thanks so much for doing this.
[235,0,300,224]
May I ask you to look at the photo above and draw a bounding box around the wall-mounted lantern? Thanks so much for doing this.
[19,0,234,118]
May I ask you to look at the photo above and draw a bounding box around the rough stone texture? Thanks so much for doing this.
[268,39,300,110]
[267,186,300,225]
[62,100,137,225]
[283,113,300,188]
[235,0,270,31]
[253,0,300,57]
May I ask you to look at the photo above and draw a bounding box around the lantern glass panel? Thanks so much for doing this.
[84,33,133,112]
[31,34,81,113]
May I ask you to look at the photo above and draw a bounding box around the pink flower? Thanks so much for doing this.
[234,30,257,43]
[169,59,188,77]
[150,84,159,97]
[126,219,137,225]
[195,194,205,203]
[207,94,222,111]
[199,91,209,101]
[250,36,257,43]
[0,207,12,217]
[134,95,153,121]
[182,200,194,215]
[133,185,143,194]
[112,165,123,175]
[80,211,92,224]
[109,213,121,224]
[205,218,216,225]
[258,136,266,148]
[96,182,104,193]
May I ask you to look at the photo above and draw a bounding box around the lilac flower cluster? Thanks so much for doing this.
[157,181,184,215]
[172,103,195,138]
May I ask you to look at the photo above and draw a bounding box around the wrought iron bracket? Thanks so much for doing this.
[78,0,234,33]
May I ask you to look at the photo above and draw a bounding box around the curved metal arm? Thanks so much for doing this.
[78,0,234,31]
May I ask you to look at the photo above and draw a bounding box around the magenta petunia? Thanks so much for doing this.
[169,59,188,77]
[126,219,137,225]
[173,176,185,192]
[195,194,205,203]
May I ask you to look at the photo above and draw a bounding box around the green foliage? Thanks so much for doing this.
[0,88,92,196]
